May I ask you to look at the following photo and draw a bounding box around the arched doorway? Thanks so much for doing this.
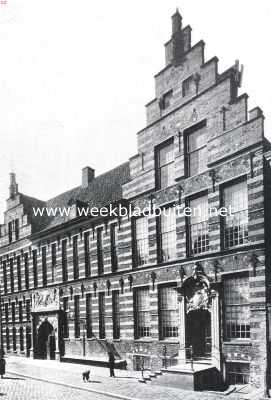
[37,320,56,360]
[186,309,211,359]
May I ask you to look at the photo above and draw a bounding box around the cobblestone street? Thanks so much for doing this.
[1,356,248,400]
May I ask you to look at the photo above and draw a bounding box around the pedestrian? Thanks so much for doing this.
[0,354,6,379]
[108,351,115,378]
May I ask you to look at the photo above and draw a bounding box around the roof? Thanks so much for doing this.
[20,162,130,234]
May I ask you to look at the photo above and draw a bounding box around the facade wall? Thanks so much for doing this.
[0,10,270,394]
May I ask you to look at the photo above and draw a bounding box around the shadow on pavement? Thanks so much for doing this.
[87,380,101,384]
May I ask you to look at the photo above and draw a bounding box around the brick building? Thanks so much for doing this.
[0,10,271,393]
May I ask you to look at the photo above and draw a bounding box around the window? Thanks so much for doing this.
[5,304,9,323]
[134,288,150,338]
[224,275,250,340]
[51,243,56,283]
[24,253,29,290]
[10,259,14,293]
[226,363,250,385]
[159,285,179,339]
[14,219,19,241]
[12,327,16,351]
[188,195,209,256]
[84,231,91,277]
[32,250,38,288]
[8,221,12,243]
[62,240,68,282]
[26,300,31,322]
[158,207,176,262]
[222,180,248,249]
[18,301,23,322]
[6,327,10,351]
[42,247,47,286]
[111,224,118,272]
[156,140,175,190]
[133,217,149,267]
[112,290,120,339]
[19,327,24,352]
[86,293,92,338]
[11,303,15,322]
[97,228,104,275]
[185,121,207,176]
[63,297,69,338]
[159,90,173,110]
[73,236,79,280]
[17,256,21,291]
[98,292,105,339]
[74,295,80,338]
[3,261,7,294]
[182,75,195,97]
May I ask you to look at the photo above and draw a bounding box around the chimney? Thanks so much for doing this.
[82,166,95,188]
[9,172,18,199]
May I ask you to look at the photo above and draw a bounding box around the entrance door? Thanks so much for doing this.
[37,320,55,359]
[186,309,211,359]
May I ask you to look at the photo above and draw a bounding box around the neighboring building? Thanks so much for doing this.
[0,9,271,393]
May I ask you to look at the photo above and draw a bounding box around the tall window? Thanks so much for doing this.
[8,221,12,243]
[156,139,175,189]
[14,219,19,241]
[224,275,250,340]
[24,253,29,290]
[158,207,176,262]
[110,224,118,272]
[98,292,105,339]
[134,288,150,339]
[63,297,69,338]
[159,90,173,110]
[3,261,7,294]
[5,304,9,323]
[12,327,17,351]
[159,285,179,339]
[18,301,23,322]
[133,217,149,267]
[112,290,120,339]
[11,303,15,322]
[182,75,195,97]
[86,293,92,338]
[19,327,24,352]
[17,256,22,291]
[6,327,10,351]
[222,180,248,249]
[42,247,47,286]
[32,250,38,288]
[74,295,80,338]
[26,299,31,322]
[84,231,91,277]
[185,121,207,176]
[51,243,56,283]
[188,195,209,256]
[62,240,68,282]
[73,236,79,280]
[97,228,104,275]
[10,259,14,293]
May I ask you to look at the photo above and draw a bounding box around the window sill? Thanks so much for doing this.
[158,339,179,344]
[223,340,251,346]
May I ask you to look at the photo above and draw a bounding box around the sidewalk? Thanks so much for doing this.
[5,356,243,400]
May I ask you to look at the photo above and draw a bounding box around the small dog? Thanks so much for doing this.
[82,370,90,382]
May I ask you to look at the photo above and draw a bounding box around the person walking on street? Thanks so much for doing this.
[108,351,115,378]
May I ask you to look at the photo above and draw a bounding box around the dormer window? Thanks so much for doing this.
[159,90,173,110]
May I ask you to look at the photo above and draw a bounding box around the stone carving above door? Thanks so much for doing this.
[176,262,213,313]
[32,288,60,312]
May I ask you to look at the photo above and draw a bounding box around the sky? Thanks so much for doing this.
[0,0,270,221]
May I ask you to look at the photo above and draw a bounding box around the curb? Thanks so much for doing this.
[7,370,141,400]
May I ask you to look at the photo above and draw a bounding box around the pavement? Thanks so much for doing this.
[2,356,249,400]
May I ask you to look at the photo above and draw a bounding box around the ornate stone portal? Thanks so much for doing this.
[30,288,62,361]
[176,263,221,370]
